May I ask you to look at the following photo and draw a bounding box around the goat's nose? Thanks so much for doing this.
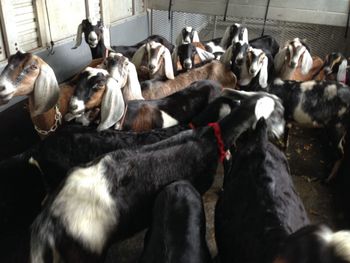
[149,64,156,70]
[236,58,243,65]
[0,85,5,92]
[290,61,297,68]
[184,61,192,69]
[70,104,78,111]
[249,69,255,75]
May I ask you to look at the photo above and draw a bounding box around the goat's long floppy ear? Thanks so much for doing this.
[337,59,348,83]
[241,27,249,44]
[192,31,200,42]
[274,47,287,73]
[301,50,313,75]
[97,77,125,131]
[131,44,146,68]
[171,47,178,69]
[220,46,233,65]
[196,47,215,61]
[125,62,144,100]
[220,26,231,48]
[32,64,60,117]
[163,47,175,79]
[72,22,83,49]
[259,56,269,88]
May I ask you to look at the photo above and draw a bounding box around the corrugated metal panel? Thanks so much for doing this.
[13,0,39,51]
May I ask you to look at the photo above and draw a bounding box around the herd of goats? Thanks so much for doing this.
[0,17,350,262]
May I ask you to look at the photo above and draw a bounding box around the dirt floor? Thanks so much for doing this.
[106,126,345,262]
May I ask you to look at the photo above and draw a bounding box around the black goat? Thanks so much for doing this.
[175,26,200,46]
[139,180,212,263]
[275,224,350,263]
[215,118,309,263]
[268,78,350,180]
[220,23,248,49]
[29,91,284,263]
[72,18,174,59]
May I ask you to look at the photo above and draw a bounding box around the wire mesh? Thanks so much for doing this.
[151,10,350,59]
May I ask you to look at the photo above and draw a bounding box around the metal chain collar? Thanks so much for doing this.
[34,105,62,136]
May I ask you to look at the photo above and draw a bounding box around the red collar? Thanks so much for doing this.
[208,122,226,163]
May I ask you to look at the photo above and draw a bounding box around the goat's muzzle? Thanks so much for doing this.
[289,61,297,68]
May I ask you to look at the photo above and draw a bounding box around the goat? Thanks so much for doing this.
[220,23,249,49]
[313,52,348,84]
[215,118,309,263]
[67,74,222,131]
[222,42,271,91]
[0,51,73,138]
[132,41,174,81]
[139,180,212,263]
[175,26,200,46]
[141,60,237,100]
[0,95,240,196]
[274,38,323,81]
[29,90,284,263]
[172,42,215,73]
[275,224,350,263]
[268,78,350,181]
[73,18,174,60]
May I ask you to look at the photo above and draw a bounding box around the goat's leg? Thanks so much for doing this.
[282,123,291,151]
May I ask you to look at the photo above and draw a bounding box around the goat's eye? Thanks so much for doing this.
[30,64,38,70]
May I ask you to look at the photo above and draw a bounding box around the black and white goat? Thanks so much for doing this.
[222,42,270,91]
[220,23,248,49]
[72,18,174,59]
[29,90,284,263]
[275,224,350,263]
[172,42,215,73]
[313,52,348,84]
[215,118,309,263]
[274,38,323,81]
[268,78,350,180]
[67,73,222,131]
[132,40,174,81]
[175,26,200,46]
[141,60,237,99]
[139,180,212,263]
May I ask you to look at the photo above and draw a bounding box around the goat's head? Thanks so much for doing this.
[102,52,143,101]
[0,51,59,116]
[221,88,285,139]
[274,38,313,75]
[176,26,200,46]
[175,43,198,70]
[323,52,348,83]
[230,41,249,67]
[132,41,174,80]
[245,47,269,88]
[67,67,125,131]
[73,18,104,49]
[220,23,249,49]
[274,224,350,263]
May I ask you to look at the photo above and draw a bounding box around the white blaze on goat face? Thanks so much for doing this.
[255,97,275,120]
[88,31,99,48]
[51,155,117,254]
[184,26,193,43]
[147,41,164,74]
[248,48,265,77]
[0,77,16,103]
[324,84,338,100]
[289,39,306,68]
[161,110,179,128]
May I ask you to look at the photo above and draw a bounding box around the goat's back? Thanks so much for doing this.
[215,119,309,263]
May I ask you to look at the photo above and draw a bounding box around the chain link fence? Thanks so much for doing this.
[151,10,350,59]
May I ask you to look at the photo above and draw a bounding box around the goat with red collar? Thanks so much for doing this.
[30,90,284,263]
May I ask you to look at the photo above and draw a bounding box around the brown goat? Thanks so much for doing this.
[0,51,103,138]
[274,38,324,81]
[141,60,237,100]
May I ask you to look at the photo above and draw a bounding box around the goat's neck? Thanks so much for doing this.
[238,64,253,86]
[91,40,106,59]
[28,83,75,139]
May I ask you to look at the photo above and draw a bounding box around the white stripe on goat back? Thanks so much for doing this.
[161,110,179,128]
[51,155,117,254]
[255,97,275,120]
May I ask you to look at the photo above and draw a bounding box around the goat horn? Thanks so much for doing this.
[72,22,83,49]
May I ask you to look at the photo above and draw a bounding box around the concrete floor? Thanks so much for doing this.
[106,126,345,262]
